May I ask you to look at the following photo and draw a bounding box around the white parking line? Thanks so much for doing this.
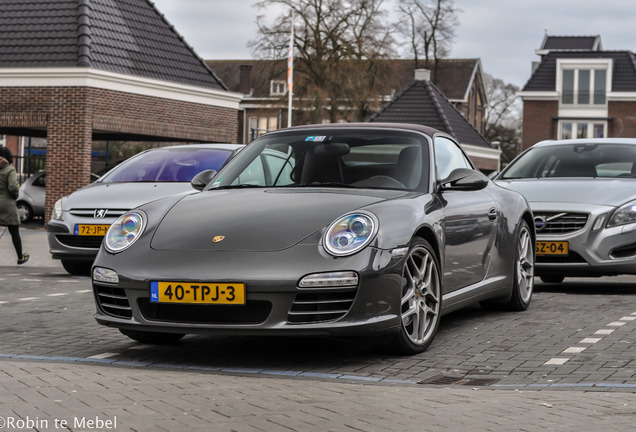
[563,347,586,354]
[18,297,38,301]
[544,311,636,366]
[608,321,626,327]
[46,293,69,297]
[545,358,569,365]
[88,352,119,359]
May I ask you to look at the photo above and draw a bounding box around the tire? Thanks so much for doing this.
[120,329,185,344]
[505,220,535,311]
[17,201,33,223]
[481,220,534,311]
[392,237,442,355]
[61,260,92,276]
[540,275,564,284]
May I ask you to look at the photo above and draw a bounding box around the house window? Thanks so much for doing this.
[559,121,606,139]
[248,115,279,141]
[560,68,607,106]
[270,80,287,96]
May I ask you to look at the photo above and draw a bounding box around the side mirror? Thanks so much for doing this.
[191,169,217,191]
[439,168,489,191]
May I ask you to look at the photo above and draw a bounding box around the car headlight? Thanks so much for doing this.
[52,198,64,221]
[608,201,636,228]
[324,211,378,256]
[104,211,145,253]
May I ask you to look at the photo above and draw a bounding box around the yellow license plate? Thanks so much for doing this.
[536,241,569,256]
[150,282,245,304]
[74,224,110,236]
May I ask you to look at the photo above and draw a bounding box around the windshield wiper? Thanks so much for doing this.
[292,182,358,188]
[211,184,264,190]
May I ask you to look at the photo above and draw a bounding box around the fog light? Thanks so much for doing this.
[92,267,119,284]
[298,271,358,288]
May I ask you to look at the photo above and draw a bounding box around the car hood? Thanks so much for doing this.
[495,178,636,207]
[64,182,194,210]
[150,188,401,252]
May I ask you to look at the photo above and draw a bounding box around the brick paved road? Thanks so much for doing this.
[0,227,635,431]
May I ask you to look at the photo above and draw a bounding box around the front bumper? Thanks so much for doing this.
[533,203,636,277]
[47,219,114,261]
[92,245,405,337]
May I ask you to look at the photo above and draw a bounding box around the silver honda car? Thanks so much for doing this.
[495,138,636,283]
[47,143,243,275]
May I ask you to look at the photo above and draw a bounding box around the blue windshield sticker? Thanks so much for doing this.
[305,136,326,142]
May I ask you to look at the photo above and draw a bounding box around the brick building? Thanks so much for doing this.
[518,34,636,150]
[0,0,241,218]
[207,58,488,143]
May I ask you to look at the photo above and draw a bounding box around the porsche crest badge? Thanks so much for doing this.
[212,236,225,243]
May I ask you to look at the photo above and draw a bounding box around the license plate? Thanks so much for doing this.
[74,224,110,236]
[150,281,246,304]
[536,241,569,256]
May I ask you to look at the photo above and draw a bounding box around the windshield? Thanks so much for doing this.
[209,128,429,191]
[100,147,233,183]
[501,143,636,179]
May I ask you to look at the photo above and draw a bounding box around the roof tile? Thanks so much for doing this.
[0,0,227,90]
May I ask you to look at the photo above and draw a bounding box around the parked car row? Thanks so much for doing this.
[89,123,535,354]
[35,127,636,354]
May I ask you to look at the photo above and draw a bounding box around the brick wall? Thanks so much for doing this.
[0,86,238,219]
[521,100,558,150]
[608,101,636,137]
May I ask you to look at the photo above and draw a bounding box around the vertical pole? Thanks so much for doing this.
[287,8,294,127]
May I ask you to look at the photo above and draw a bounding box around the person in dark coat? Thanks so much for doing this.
[0,146,29,264]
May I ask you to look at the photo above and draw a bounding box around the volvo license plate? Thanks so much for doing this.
[536,241,569,256]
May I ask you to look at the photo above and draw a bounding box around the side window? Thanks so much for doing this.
[434,136,471,180]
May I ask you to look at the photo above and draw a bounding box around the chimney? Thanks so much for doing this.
[239,65,253,94]
[414,69,431,81]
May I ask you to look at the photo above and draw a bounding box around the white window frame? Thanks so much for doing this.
[558,120,607,139]
[270,80,287,96]
[556,59,612,115]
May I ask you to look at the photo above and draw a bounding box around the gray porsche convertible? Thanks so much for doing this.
[91,123,535,354]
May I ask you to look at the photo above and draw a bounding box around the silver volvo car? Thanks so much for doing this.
[47,143,242,275]
[495,138,636,283]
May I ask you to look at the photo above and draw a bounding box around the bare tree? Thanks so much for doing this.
[249,0,395,123]
[396,0,459,76]
[483,73,522,164]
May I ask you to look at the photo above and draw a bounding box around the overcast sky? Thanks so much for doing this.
[151,0,636,88]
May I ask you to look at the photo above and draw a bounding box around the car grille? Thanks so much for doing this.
[138,299,271,324]
[69,208,129,218]
[287,288,357,324]
[95,285,132,319]
[55,234,104,248]
[534,212,588,235]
